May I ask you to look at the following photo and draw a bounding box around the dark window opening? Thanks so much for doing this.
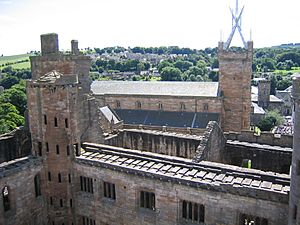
[140,191,155,210]
[68,173,71,183]
[75,143,80,156]
[240,213,268,225]
[60,199,63,207]
[158,102,163,110]
[58,173,62,183]
[34,174,41,197]
[180,102,186,110]
[46,142,49,152]
[70,199,73,208]
[2,186,10,211]
[44,114,47,125]
[80,176,93,193]
[204,103,209,111]
[182,200,204,223]
[65,118,69,128]
[50,197,53,205]
[56,145,60,154]
[54,117,58,127]
[48,171,51,181]
[82,216,95,225]
[294,205,298,220]
[67,145,70,156]
[103,182,116,200]
[136,101,141,109]
[116,100,121,108]
[38,142,42,156]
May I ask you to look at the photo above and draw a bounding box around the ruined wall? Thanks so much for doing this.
[193,121,226,163]
[218,42,253,132]
[106,129,201,159]
[0,127,31,163]
[96,95,223,114]
[74,162,288,225]
[225,130,293,148]
[0,157,47,225]
[224,141,292,174]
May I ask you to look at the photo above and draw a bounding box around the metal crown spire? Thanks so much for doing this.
[224,0,247,50]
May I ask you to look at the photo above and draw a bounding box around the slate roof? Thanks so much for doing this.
[114,109,220,128]
[251,86,283,103]
[91,81,219,97]
[252,102,265,115]
[77,143,290,202]
[100,106,121,124]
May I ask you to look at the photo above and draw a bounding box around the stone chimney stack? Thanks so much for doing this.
[40,33,59,56]
[289,74,300,225]
[71,40,79,55]
[257,79,271,108]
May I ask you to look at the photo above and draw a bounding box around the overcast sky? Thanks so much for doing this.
[0,0,299,55]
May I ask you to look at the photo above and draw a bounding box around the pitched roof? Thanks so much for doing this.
[114,109,220,129]
[91,81,219,97]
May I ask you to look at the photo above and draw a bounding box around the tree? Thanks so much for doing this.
[160,67,182,81]
[0,75,19,89]
[158,61,173,73]
[257,110,284,131]
[0,87,27,114]
[0,102,24,134]
[174,60,193,72]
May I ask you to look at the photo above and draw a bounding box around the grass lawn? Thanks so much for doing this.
[274,67,300,76]
[0,54,32,70]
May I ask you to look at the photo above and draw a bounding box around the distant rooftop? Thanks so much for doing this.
[91,81,219,97]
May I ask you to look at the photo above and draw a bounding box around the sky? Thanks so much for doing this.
[0,0,299,55]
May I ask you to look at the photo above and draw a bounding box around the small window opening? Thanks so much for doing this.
[38,142,42,156]
[60,199,63,207]
[65,118,69,128]
[56,145,60,154]
[46,142,49,152]
[2,186,10,211]
[44,114,47,125]
[48,171,51,181]
[34,174,41,197]
[67,145,70,156]
[54,117,58,127]
[58,173,62,183]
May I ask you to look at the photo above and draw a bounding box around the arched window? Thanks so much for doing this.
[116,100,121,108]
[2,186,10,211]
[136,101,142,109]
[158,102,163,110]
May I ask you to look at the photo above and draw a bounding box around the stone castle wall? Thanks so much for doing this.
[0,127,31,163]
[74,161,288,225]
[96,95,223,114]
[0,157,47,225]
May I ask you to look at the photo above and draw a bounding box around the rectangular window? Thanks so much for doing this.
[2,186,10,211]
[203,103,209,111]
[68,173,71,183]
[82,216,95,225]
[75,143,80,156]
[60,199,63,207]
[44,114,47,125]
[182,200,204,223]
[103,182,116,200]
[58,173,62,183]
[67,145,70,156]
[46,142,49,152]
[54,117,58,127]
[48,171,51,181]
[65,118,69,128]
[50,197,53,205]
[34,174,41,197]
[140,191,155,210]
[38,142,42,156]
[80,176,93,193]
[70,199,73,208]
[294,205,298,220]
[56,145,60,154]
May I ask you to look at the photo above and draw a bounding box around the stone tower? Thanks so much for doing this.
[218,41,253,132]
[258,79,271,108]
[27,33,103,225]
[289,74,300,225]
